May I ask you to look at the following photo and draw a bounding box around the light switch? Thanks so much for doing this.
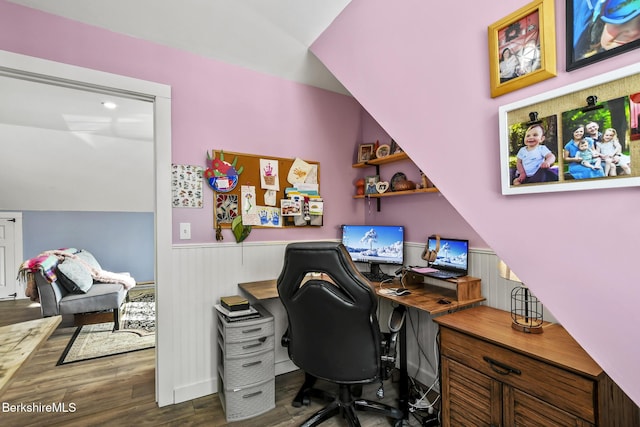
[179,222,191,240]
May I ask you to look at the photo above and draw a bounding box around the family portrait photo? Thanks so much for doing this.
[568,0,640,70]
[561,95,633,179]
[505,94,636,191]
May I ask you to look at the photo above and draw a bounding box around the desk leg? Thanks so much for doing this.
[399,320,409,419]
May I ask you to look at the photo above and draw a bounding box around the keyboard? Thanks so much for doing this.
[425,270,463,279]
[361,271,395,282]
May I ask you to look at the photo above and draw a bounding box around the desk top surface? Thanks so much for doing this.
[0,316,61,394]
[238,277,484,315]
[434,306,602,377]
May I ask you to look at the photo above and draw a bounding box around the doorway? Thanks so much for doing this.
[0,212,22,299]
[0,50,173,405]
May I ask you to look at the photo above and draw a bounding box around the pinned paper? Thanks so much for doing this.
[241,185,261,226]
[264,189,277,206]
[260,159,279,191]
[287,158,312,184]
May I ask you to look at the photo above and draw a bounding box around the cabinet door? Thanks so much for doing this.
[442,357,502,427]
[504,386,593,427]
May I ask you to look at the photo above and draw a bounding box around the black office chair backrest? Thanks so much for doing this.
[277,241,381,384]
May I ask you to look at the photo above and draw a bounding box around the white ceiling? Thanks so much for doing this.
[0,75,154,140]
[7,0,351,94]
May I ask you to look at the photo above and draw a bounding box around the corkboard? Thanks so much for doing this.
[500,65,640,195]
[207,150,320,228]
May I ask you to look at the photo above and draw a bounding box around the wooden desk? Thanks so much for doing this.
[372,280,484,315]
[238,276,485,315]
[239,279,278,300]
[0,316,61,395]
[236,276,485,421]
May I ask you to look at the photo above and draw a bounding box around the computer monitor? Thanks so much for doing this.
[426,236,469,276]
[341,225,404,276]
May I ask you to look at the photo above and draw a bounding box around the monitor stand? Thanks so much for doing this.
[361,263,393,282]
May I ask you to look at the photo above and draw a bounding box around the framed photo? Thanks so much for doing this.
[358,143,375,163]
[499,62,640,195]
[566,0,640,71]
[376,144,391,158]
[364,175,380,194]
[390,139,403,154]
[488,0,556,98]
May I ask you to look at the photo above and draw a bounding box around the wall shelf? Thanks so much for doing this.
[353,150,437,210]
[353,187,438,199]
[352,151,409,168]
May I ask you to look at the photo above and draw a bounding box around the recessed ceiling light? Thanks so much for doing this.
[102,101,117,109]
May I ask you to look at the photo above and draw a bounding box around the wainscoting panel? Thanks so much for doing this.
[169,241,554,402]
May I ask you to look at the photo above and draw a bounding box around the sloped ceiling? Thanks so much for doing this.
[7,0,351,95]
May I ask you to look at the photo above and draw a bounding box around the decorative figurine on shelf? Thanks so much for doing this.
[355,178,365,196]
[393,178,416,192]
[421,172,429,189]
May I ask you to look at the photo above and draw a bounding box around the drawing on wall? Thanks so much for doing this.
[256,206,281,227]
[241,185,261,226]
[260,159,280,191]
[215,193,238,224]
[171,164,203,208]
[287,157,313,184]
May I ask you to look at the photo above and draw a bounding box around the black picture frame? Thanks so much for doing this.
[566,0,640,71]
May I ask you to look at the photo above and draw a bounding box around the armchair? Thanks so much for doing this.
[20,249,134,330]
[277,241,403,427]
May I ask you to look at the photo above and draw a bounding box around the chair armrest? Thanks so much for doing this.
[34,273,64,317]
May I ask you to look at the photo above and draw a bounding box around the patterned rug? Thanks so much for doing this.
[57,288,155,365]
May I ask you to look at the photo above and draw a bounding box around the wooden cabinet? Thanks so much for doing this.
[435,306,639,427]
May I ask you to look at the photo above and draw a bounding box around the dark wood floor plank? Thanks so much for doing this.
[0,298,403,426]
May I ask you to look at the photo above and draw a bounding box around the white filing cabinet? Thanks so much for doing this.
[216,304,275,422]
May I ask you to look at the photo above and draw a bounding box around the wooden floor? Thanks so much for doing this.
[0,299,423,426]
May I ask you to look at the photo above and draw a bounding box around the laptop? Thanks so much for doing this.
[415,237,469,279]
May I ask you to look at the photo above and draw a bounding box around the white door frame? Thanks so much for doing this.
[0,50,174,406]
[0,212,23,299]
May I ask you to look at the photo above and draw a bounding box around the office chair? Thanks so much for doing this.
[277,241,404,427]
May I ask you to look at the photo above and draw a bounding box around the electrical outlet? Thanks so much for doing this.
[179,222,191,240]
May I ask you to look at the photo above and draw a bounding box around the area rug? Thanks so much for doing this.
[57,288,155,365]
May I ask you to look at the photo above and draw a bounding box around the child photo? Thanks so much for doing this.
[507,114,559,186]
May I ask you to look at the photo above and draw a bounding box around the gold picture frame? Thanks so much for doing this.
[488,0,556,98]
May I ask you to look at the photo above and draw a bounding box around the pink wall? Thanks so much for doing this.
[0,0,364,244]
[359,110,488,247]
[312,0,640,404]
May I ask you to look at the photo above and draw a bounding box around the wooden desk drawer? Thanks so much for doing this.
[440,328,596,423]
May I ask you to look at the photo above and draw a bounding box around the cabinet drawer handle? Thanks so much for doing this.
[243,391,263,399]
[242,342,263,350]
[483,356,521,376]
[242,360,262,368]
[242,327,262,334]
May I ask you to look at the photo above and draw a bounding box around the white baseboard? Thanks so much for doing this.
[173,379,215,404]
